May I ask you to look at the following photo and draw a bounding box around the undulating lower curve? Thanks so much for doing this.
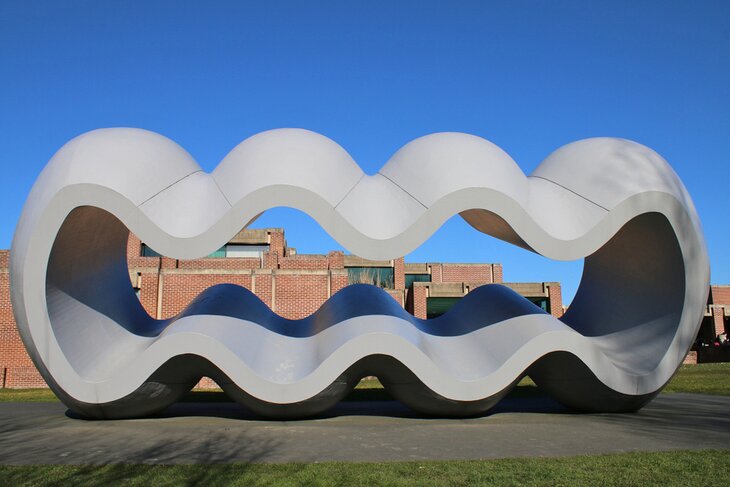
[10,128,709,418]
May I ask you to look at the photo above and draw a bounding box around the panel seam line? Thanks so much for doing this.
[377,172,428,209]
[138,170,205,207]
[530,176,609,212]
[333,174,366,208]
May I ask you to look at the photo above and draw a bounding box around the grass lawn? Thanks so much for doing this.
[0,450,727,486]
[662,363,730,395]
[2,362,729,403]
[0,388,58,402]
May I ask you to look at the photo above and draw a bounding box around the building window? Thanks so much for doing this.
[405,273,431,288]
[426,297,462,319]
[347,267,394,289]
[140,244,161,258]
[140,243,229,259]
[223,244,269,258]
[527,297,549,312]
[207,247,226,258]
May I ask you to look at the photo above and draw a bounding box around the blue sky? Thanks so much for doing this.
[1,1,728,303]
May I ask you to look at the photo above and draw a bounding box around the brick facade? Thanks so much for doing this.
[711,285,730,306]
[393,257,405,290]
[441,264,493,283]
[696,285,730,346]
[0,251,42,387]
[547,283,563,318]
[412,285,428,319]
[709,285,729,336]
[712,306,726,337]
[0,229,571,389]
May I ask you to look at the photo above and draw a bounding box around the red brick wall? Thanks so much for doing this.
[4,367,46,388]
[160,273,253,318]
[412,285,428,319]
[0,250,46,388]
[269,230,285,256]
[279,255,329,270]
[710,286,729,336]
[263,251,278,269]
[711,286,730,306]
[683,350,698,365]
[430,264,443,284]
[254,272,273,308]
[394,257,405,290]
[274,274,329,319]
[1,255,31,385]
[441,264,493,284]
[126,233,144,261]
[194,377,220,389]
[712,306,725,336]
[386,289,405,307]
[4,367,45,388]
[126,233,161,270]
[330,272,349,296]
[328,251,344,269]
[547,284,563,318]
[492,264,503,283]
[137,272,160,317]
[178,258,260,271]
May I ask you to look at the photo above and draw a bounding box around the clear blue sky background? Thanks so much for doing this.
[1,1,728,303]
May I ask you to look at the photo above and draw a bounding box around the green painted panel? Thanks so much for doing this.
[527,296,549,312]
[426,297,462,319]
[405,273,431,288]
[207,247,226,258]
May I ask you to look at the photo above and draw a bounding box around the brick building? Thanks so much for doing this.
[3,226,560,389]
[685,284,730,364]
[698,285,730,342]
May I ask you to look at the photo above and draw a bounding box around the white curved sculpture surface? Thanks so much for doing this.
[10,128,709,418]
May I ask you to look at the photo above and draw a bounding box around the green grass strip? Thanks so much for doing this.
[0,450,727,486]
[662,363,730,395]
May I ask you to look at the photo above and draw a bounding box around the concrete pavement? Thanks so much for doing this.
[0,394,728,464]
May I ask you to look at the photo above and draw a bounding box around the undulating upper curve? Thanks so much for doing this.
[12,127,701,262]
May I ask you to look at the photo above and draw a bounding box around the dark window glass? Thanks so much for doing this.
[140,244,161,258]
[527,297,549,312]
[426,297,462,319]
[346,267,394,289]
[405,273,431,288]
[141,244,225,259]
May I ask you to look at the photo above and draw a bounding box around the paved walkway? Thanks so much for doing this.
[0,394,728,464]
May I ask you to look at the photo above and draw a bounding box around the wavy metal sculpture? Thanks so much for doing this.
[10,128,709,419]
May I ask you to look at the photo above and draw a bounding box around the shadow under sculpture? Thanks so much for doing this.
[10,128,709,419]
